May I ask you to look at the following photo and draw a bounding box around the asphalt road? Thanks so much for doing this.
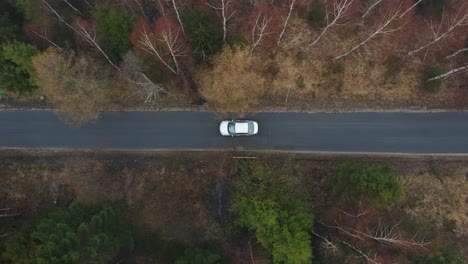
[1,110,468,154]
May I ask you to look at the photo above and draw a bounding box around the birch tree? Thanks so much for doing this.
[272,0,296,55]
[131,17,187,74]
[42,0,120,70]
[304,0,354,52]
[206,0,236,43]
[250,12,272,56]
[120,51,169,106]
[334,4,403,60]
[362,0,383,18]
[72,18,121,71]
[446,47,468,59]
[426,64,468,82]
[403,7,468,60]
[170,0,185,36]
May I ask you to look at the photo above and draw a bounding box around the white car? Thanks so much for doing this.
[219,120,259,136]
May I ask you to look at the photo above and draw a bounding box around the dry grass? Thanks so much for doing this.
[399,169,467,231]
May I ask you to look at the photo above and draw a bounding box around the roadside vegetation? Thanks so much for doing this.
[0,0,467,123]
[0,151,466,263]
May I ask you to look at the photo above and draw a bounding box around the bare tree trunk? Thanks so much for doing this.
[43,0,120,71]
[207,0,235,43]
[334,6,403,60]
[249,12,272,57]
[272,0,296,55]
[362,0,384,18]
[170,0,185,36]
[138,29,178,74]
[304,0,354,52]
[160,28,185,74]
[31,28,62,50]
[340,240,380,264]
[446,47,468,59]
[427,64,468,82]
[63,0,82,14]
[74,22,121,71]
[399,0,422,18]
[403,9,468,60]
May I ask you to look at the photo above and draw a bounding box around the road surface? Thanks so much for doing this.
[1,110,468,154]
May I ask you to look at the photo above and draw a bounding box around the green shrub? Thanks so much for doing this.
[175,248,221,264]
[0,41,38,93]
[232,157,302,206]
[421,66,444,93]
[93,4,135,60]
[2,203,134,263]
[7,0,33,20]
[0,3,24,44]
[307,4,326,28]
[181,7,223,62]
[233,198,313,264]
[329,162,404,204]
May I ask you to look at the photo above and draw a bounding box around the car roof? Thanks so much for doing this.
[235,123,249,133]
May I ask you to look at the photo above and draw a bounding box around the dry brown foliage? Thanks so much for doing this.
[32,48,114,125]
[196,47,266,112]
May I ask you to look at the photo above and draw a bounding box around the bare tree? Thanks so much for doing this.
[161,29,186,74]
[250,11,273,56]
[446,47,468,59]
[72,19,121,71]
[133,17,187,74]
[207,0,236,43]
[272,0,296,55]
[426,64,468,82]
[304,0,354,52]
[340,240,380,264]
[63,0,82,14]
[170,0,185,36]
[320,220,430,248]
[138,28,178,74]
[312,231,339,256]
[29,27,62,50]
[42,0,120,71]
[362,0,383,18]
[403,7,468,60]
[334,4,403,60]
[399,0,422,18]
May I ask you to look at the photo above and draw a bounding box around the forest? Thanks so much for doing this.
[0,151,466,263]
[0,0,467,123]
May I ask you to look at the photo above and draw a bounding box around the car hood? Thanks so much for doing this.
[219,121,230,136]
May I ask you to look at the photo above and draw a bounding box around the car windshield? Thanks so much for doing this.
[248,122,254,133]
[228,122,236,134]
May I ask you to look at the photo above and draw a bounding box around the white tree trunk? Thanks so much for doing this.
[362,0,384,18]
[207,0,235,43]
[403,9,468,60]
[249,12,272,57]
[304,0,354,52]
[427,64,468,82]
[138,29,178,74]
[170,0,185,36]
[446,47,468,59]
[272,0,296,55]
[334,6,402,60]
